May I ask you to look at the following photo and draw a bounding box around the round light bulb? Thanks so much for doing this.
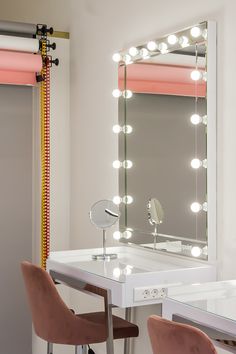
[167,34,178,45]
[123,195,133,204]
[113,196,122,205]
[123,160,133,169]
[112,89,122,98]
[147,41,157,51]
[191,246,202,257]
[112,53,122,62]
[123,125,133,134]
[140,48,149,58]
[123,90,133,99]
[190,26,202,38]
[202,202,208,212]
[191,70,202,81]
[124,54,132,64]
[191,158,202,169]
[112,125,122,134]
[179,36,189,48]
[113,231,122,240]
[129,46,139,57]
[158,42,168,53]
[112,160,122,169]
[123,230,132,239]
[190,202,202,213]
[113,268,121,278]
[190,114,202,125]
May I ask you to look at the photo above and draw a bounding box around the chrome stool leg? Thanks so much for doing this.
[47,342,53,354]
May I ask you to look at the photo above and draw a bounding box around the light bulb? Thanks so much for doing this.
[113,231,122,240]
[124,54,132,64]
[191,246,202,257]
[190,26,202,38]
[123,230,132,239]
[190,202,202,213]
[191,70,202,81]
[123,125,133,134]
[123,160,133,169]
[202,202,208,212]
[112,160,122,169]
[191,158,202,169]
[112,89,122,98]
[112,125,122,134]
[113,196,122,205]
[190,114,201,125]
[147,41,157,51]
[112,53,122,62]
[113,268,121,278]
[129,46,139,57]
[167,34,178,45]
[123,195,133,204]
[179,36,189,48]
[124,265,133,275]
[158,42,168,53]
[123,90,133,99]
[140,48,149,58]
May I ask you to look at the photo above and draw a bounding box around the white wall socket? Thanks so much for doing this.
[134,286,168,302]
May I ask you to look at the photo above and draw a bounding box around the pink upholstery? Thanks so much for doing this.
[21,261,138,346]
[148,315,217,354]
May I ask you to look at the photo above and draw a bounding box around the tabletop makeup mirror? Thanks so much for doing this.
[89,200,120,260]
[112,21,216,261]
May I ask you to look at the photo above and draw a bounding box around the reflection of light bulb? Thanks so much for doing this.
[191,70,202,81]
[123,125,133,134]
[123,230,132,239]
[191,159,202,169]
[167,34,178,45]
[124,54,132,64]
[112,160,122,169]
[113,196,122,205]
[123,195,133,204]
[179,36,189,47]
[147,41,157,51]
[190,26,202,38]
[112,125,122,133]
[112,53,122,62]
[203,72,207,82]
[190,202,202,213]
[112,89,122,98]
[123,160,133,169]
[124,265,133,275]
[113,231,122,240]
[202,29,207,40]
[190,114,201,125]
[113,268,121,278]
[158,42,168,53]
[140,48,149,58]
[191,246,202,257]
[123,90,133,99]
[129,46,139,57]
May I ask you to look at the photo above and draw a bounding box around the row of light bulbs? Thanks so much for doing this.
[113,26,207,64]
[113,195,133,205]
[113,229,133,240]
[113,124,133,134]
[112,89,133,98]
[113,160,133,169]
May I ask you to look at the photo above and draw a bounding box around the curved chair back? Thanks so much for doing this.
[148,315,217,354]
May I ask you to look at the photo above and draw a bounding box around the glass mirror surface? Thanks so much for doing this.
[90,200,120,230]
[114,22,213,259]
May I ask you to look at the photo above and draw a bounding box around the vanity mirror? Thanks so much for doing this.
[112,21,216,261]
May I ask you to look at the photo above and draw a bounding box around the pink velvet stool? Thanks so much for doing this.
[148,315,217,354]
[21,261,139,354]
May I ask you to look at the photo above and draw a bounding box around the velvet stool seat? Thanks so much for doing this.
[21,261,139,354]
[148,315,217,354]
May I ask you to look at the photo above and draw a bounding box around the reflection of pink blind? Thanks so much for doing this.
[0,41,42,86]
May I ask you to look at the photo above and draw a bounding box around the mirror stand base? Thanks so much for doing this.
[92,254,117,261]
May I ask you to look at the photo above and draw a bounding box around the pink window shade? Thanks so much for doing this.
[0,50,42,86]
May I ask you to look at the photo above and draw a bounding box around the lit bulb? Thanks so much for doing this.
[190,26,202,38]
[113,268,121,278]
[191,70,202,81]
[123,125,133,134]
[202,202,208,212]
[112,160,122,169]
[179,36,189,48]
[158,42,168,53]
[124,54,132,64]
[124,265,133,275]
[123,195,133,204]
[191,246,202,257]
[123,230,132,239]
[140,48,149,58]
[123,160,133,169]
[129,46,139,57]
[191,158,202,169]
[112,53,122,62]
[112,125,122,134]
[190,114,201,125]
[123,90,133,99]
[147,41,157,51]
[113,231,122,240]
[112,89,122,98]
[113,196,122,205]
[167,34,178,45]
[190,202,202,213]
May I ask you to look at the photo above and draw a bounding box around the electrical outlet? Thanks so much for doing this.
[134,286,168,302]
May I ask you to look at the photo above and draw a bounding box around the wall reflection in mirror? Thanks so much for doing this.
[112,22,216,260]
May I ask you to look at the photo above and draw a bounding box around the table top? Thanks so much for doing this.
[167,280,236,323]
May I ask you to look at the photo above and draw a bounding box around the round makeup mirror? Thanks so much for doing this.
[89,200,120,260]
[147,198,164,249]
